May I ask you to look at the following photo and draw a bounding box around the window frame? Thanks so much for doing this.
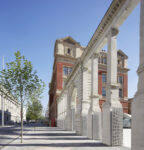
[63,66,68,76]
[102,73,107,83]
[118,76,123,84]
[119,88,123,98]
[63,66,72,76]
[102,87,106,97]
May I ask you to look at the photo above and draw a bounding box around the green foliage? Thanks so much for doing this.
[0,51,45,102]
[26,98,43,121]
[0,51,45,143]
[26,83,45,121]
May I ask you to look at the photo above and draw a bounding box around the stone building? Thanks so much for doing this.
[0,85,21,125]
[52,0,144,149]
[49,36,129,127]
[49,37,84,126]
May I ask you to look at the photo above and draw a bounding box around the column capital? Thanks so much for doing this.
[106,83,119,89]
[109,28,119,37]
[90,53,99,59]
[90,94,99,99]
[82,66,88,72]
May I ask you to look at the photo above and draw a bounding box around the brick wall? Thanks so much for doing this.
[56,62,74,90]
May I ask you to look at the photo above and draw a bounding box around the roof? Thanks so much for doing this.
[118,49,128,59]
[56,36,83,47]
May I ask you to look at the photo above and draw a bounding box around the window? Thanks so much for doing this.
[63,66,72,76]
[102,87,106,96]
[65,48,73,56]
[67,48,71,54]
[102,73,107,83]
[118,59,122,67]
[119,88,123,98]
[118,60,120,64]
[69,67,72,73]
[118,76,123,84]
[98,57,101,63]
[63,66,68,75]
[103,57,107,64]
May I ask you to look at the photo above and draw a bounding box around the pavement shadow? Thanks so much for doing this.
[0,142,106,147]
[25,132,77,136]
[15,137,89,140]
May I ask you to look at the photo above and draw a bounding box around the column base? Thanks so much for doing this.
[71,109,75,131]
[93,112,102,140]
[132,93,144,150]
[75,113,82,135]
[87,111,102,140]
[65,110,71,130]
[102,102,123,146]
[82,115,87,136]
[87,112,92,138]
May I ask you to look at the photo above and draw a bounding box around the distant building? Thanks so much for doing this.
[0,85,21,125]
[49,36,129,127]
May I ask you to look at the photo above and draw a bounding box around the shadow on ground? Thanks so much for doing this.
[0,142,106,147]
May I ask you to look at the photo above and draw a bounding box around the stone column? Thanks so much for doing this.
[91,53,102,140]
[132,1,144,149]
[102,28,123,146]
[64,92,68,130]
[65,88,72,131]
[81,65,91,136]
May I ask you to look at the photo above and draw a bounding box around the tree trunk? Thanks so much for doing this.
[21,99,23,143]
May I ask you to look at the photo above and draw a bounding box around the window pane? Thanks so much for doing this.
[119,89,123,98]
[102,87,106,96]
[68,48,71,53]
[102,74,107,83]
[118,76,123,84]
[63,66,68,75]
[103,57,107,64]
[69,67,72,73]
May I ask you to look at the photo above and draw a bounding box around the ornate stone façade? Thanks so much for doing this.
[49,0,144,148]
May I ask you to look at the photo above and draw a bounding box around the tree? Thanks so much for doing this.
[26,86,44,121]
[26,99,43,121]
[0,51,45,143]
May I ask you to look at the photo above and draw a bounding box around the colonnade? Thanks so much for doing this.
[57,0,144,149]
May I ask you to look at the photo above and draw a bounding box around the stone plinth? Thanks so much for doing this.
[102,102,123,146]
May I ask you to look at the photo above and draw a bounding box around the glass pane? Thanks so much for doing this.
[102,87,106,96]
[69,67,72,73]
[63,66,68,75]
[102,74,107,83]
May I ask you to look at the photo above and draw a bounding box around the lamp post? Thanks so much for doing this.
[1,94,4,126]
[1,56,5,126]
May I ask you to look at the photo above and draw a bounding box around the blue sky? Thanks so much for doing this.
[0,0,140,113]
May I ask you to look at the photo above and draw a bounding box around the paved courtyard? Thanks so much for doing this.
[0,126,130,150]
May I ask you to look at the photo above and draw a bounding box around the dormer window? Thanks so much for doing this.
[65,47,73,56]
[67,48,71,55]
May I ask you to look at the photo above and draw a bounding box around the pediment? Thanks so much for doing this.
[118,50,128,59]
[59,36,79,45]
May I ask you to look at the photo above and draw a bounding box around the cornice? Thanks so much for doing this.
[82,0,126,60]
[81,0,139,63]
[0,85,19,104]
